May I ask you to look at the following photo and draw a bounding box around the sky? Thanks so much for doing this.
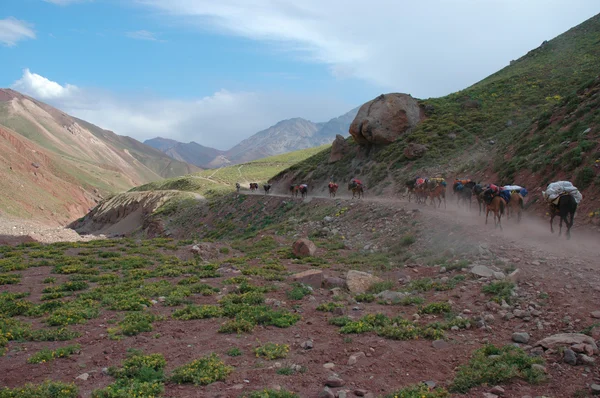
[0,1,598,150]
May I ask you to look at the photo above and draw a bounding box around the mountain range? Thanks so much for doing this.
[0,89,200,224]
[144,107,359,168]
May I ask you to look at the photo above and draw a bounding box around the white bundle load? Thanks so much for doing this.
[542,181,583,204]
[502,185,524,191]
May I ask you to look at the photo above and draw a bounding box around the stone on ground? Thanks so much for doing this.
[346,270,383,294]
[292,238,317,257]
[292,269,323,289]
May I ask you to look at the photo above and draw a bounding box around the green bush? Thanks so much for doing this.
[170,353,233,385]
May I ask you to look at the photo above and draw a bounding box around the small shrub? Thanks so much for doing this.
[316,302,344,312]
[241,389,299,398]
[328,316,351,326]
[482,281,515,304]
[400,233,416,246]
[170,353,233,385]
[355,293,375,303]
[367,280,394,294]
[575,166,595,190]
[383,383,449,398]
[172,305,223,320]
[27,344,80,364]
[254,343,289,360]
[226,347,242,357]
[450,344,545,393]
[218,319,255,334]
[286,284,312,300]
[0,273,21,285]
[419,302,452,314]
[0,381,78,398]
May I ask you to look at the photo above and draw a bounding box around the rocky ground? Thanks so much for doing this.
[1,192,600,397]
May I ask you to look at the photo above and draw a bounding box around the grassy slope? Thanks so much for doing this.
[130,145,330,196]
[275,13,600,193]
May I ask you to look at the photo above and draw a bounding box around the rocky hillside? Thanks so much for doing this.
[271,13,600,213]
[0,89,199,223]
[146,108,359,168]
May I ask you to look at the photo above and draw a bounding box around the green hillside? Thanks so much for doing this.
[130,144,330,196]
[277,13,600,191]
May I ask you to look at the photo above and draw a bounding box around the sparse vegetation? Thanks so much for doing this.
[170,353,233,385]
[254,343,289,360]
[450,345,545,393]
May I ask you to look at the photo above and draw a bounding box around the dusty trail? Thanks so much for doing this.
[244,188,600,273]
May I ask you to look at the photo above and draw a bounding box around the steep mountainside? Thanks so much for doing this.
[271,13,600,216]
[144,137,223,168]
[145,108,359,168]
[0,89,199,223]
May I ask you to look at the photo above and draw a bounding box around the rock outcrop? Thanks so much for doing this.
[403,143,428,160]
[329,134,351,163]
[349,93,421,146]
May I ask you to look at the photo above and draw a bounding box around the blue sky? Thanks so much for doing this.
[0,0,598,149]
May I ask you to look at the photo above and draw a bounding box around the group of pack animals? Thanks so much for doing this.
[234,179,365,199]
[406,177,578,240]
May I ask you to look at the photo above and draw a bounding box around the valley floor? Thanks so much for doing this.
[1,191,600,398]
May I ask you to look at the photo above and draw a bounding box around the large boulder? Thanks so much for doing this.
[403,143,428,160]
[292,269,323,289]
[535,333,598,351]
[292,238,317,257]
[349,93,421,146]
[346,270,383,294]
[329,134,350,163]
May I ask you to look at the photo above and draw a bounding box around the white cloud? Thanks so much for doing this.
[135,0,600,97]
[0,17,36,47]
[126,30,163,41]
[11,69,351,150]
[12,69,79,100]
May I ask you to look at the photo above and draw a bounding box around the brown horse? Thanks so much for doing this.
[328,183,338,198]
[549,194,577,239]
[289,184,299,197]
[427,183,447,208]
[348,183,364,199]
[250,183,258,191]
[413,183,428,204]
[506,192,524,222]
[473,184,485,216]
[484,190,506,230]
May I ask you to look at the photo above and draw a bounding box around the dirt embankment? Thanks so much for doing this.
[69,190,204,237]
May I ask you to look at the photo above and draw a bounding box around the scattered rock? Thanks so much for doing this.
[347,352,366,366]
[349,93,422,145]
[591,384,600,395]
[325,375,345,387]
[374,290,406,302]
[432,340,450,349]
[471,265,495,278]
[578,354,596,365]
[403,143,429,160]
[535,333,598,351]
[571,343,595,356]
[531,364,546,373]
[493,272,505,280]
[424,381,436,389]
[292,238,317,257]
[301,340,313,350]
[490,386,505,396]
[354,390,368,397]
[482,393,498,398]
[563,349,577,365]
[507,269,522,283]
[337,390,348,398]
[346,270,383,294]
[591,311,600,319]
[323,363,335,370]
[319,387,335,398]
[323,276,346,289]
[292,269,323,289]
[512,332,530,344]
[76,373,90,381]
